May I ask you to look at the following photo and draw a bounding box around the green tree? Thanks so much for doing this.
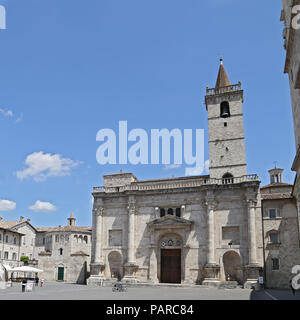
[20,256,29,265]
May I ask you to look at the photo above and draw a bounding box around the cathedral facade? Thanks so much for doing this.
[88,61,264,287]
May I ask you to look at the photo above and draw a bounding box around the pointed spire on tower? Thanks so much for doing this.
[215,58,231,88]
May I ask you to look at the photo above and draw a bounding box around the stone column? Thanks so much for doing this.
[87,202,105,285]
[94,207,104,264]
[247,199,257,265]
[243,195,261,289]
[128,200,136,264]
[206,201,217,265]
[203,192,220,286]
[123,196,139,283]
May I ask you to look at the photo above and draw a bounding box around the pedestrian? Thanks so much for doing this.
[40,278,44,287]
[258,276,264,290]
[117,272,122,282]
[35,275,39,287]
[290,279,296,296]
[21,279,27,293]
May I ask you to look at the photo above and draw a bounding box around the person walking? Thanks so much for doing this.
[40,278,44,287]
[35,275,39,287]
[258,276,264,290]
[21,279,27,293]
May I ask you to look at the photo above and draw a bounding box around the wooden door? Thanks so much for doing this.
[161,249,181,283]
[57,267,64,281]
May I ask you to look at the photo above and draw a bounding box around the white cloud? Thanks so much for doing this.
[185,160,210,176]
[0,108,23,124]
[0,108,13,117]
[16,151,82,182]
[0,200,16,211]
[15,113,23,123]
[29,200,56,212]
[163,164,182,170]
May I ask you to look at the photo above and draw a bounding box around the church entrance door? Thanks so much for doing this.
[161,249,181,283]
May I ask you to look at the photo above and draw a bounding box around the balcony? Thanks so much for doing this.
[206,82,242,96]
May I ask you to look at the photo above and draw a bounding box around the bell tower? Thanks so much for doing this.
[205,59,247,180]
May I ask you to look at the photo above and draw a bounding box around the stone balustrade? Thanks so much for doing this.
[206,82,242,96]
[93,174,259,193]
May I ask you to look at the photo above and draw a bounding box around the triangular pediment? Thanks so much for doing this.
[147,215,193,229]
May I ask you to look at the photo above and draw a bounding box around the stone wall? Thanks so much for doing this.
[263,198,300,288]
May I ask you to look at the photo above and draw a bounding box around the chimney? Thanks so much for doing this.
[20,216,24,222]
[0,217,3,222]
[27,219,31,223]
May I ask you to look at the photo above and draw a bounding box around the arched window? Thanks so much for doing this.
[13,238,17,245]
[222,173,234,184]
[59,248,63,255]
[220,101,230,118]
[83,236,88,244]
[175,208,181,217]
[160,209,165,217]
[167,208,174,215]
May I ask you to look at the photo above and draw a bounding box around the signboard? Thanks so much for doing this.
[25,281,34,292]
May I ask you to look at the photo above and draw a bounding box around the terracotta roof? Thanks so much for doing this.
[260,182,293,189]
[0,226,24,235]
[261,193,293,200]
[215,59,231,88]
[0,219,37,232]
[71,251,89,256]
[36,226,92,233]
[0,221,21,229]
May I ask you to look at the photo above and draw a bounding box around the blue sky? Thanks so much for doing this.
[0,0,295,227]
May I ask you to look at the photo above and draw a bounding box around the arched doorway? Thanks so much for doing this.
[108,251,122,279]
[159,234,182,284]
[223,251,243,283]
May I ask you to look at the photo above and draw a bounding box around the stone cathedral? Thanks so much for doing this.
[87,60,265,287]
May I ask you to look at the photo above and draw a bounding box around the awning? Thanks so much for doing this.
[10,266,43,273]
[3,265,14,271]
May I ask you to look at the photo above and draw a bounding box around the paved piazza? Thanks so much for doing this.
[0,282,299,300]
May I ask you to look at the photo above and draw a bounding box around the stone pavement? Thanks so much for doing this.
[0,282,299,300]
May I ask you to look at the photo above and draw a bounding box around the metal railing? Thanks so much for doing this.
[206,82,242,96]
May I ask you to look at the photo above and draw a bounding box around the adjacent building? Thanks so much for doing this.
[281,0,300,221]
[0,214,91,284]
[0,222,23,269]
[36,214,92,284]
[261,168,300,288]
